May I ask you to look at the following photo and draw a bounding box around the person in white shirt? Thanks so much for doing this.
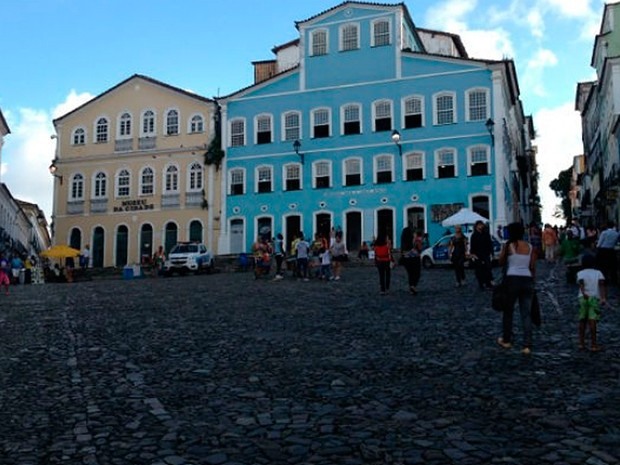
[596,221,619,286]
[576,254,606,352]
[295,233,311,281]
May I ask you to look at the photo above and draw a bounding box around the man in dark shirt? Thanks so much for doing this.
[469,220,494,290]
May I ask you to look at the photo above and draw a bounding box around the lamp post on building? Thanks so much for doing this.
[293,139,304,165]
[49,159,63,185]
[485,118,495,146]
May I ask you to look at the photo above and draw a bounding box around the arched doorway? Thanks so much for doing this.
[69,228,81,250]
[406,206,426,233]
[285,215,301,254]
[140,224,153,265]
[92,226,105,268]
[115,225,129,267]
[230,219,244,253]
[165,222,178,254]
[377,209,394,243]
[345,211,362,251]
[189,220,203,243]
[257,217,272,241]
[472,195,490,220]
[315,213,331,242]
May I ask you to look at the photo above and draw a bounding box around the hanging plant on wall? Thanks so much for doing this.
[204,134,224,171]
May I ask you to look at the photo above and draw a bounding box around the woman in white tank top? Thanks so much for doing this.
[496,222,537,354]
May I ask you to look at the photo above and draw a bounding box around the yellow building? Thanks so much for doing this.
[51,75,221,267]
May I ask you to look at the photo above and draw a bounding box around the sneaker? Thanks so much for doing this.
[497,337,512,349]
[303,278,309,282]
[334,276,341,281]
[521,347,532,355]
[380,291,386,295]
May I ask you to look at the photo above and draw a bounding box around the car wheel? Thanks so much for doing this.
[422,256,433,269]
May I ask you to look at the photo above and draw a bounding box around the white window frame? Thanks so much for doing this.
[94,116,109,143]
[341,103,362,135]
[92,171,108,199]
[433,92,456,126]
[187,161,204,192]
[229,118,246,147]
[374,154,394,184]
[188,113,205,133]
[255,113,273,144]
[140,166,155,196]
[165,108,180,136]
[404,151,425,181]
[465,88,490,122]
[70,173,85,200]
[343,157,363,186]
[282,111,301,141]
[141,109,156,136]
[373,99,393,132]
[72,127,86,145]
[467,145,491,176]
[310,28,329,56]
[256,165,273,193]
[283,163,302,191]
[117,112,132,139]
[312,160,332,189]
[371,18,391,47]
[164,164,180,193]
[116,168,131,198]
[340,22,360,51]
[229,168,245,195]
[402,95,425,128]
[311,107,331,138]
[434,148,458,178]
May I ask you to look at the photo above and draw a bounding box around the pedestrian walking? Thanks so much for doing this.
[449,226,468,287]
[273,233,285,280]
[295,233,311,281]
[542,223,559,263]
[330,232,348,281]
[374,233,393,295]
[469,220,494,290]
[400,226,422,295]
[577,254,606,352]
[0,257,10,295]
[596,221,619,286]
[496,222,538,355]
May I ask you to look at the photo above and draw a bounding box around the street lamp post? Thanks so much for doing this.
[49,159,63,185]
[293,139,304,165]
[485,118,495,146]
[391,130,402,156]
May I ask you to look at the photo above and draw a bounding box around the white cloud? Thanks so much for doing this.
[534,103,583,224]
[1,91,93,222]
[540,0,594,18]
[522,48,559,97]
[527,8,545,38]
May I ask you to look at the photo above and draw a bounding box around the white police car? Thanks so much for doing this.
[164,242,214,276]
[421,233,502,269]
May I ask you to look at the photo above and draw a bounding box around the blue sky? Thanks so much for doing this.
[0,0,606,225]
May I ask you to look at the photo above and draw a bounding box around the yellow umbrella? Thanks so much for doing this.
[40,244,81,259]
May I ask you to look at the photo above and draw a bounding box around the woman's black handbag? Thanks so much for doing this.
[491,265,509,312]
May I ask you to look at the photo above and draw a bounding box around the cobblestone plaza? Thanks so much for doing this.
[1,262,619,464]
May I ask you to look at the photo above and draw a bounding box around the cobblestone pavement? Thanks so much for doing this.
[1,260,619,465]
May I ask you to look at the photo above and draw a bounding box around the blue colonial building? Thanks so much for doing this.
[217,1,536,254]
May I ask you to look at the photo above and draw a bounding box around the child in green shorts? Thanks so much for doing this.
[576,255,606,351]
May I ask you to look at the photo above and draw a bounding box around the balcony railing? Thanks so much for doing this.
[161,193,180,208]
[115,138,133,152]
[67,200,85,215]
[185,192,203,207]
[139,136,157,150]
[90,198,108,214]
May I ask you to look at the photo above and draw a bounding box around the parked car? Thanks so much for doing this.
[421,233,502,269]
[164,242,214,276]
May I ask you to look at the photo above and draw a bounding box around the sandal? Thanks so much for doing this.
[578,344,586,351]
[497,337,512,349]
[590,345,603,352]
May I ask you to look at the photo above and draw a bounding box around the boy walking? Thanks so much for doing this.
[576,255,606,351]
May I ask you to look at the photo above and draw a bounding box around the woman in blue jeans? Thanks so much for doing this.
[497,222,537,355]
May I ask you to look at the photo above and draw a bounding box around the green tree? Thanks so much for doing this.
[549,166,572,223]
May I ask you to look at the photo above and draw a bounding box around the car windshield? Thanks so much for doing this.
[172,244,198,253]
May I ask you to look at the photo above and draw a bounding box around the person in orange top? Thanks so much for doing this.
[374,234,393,295]
[542,223,559,263]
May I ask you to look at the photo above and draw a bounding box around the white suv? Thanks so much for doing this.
[164,242,214,276]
